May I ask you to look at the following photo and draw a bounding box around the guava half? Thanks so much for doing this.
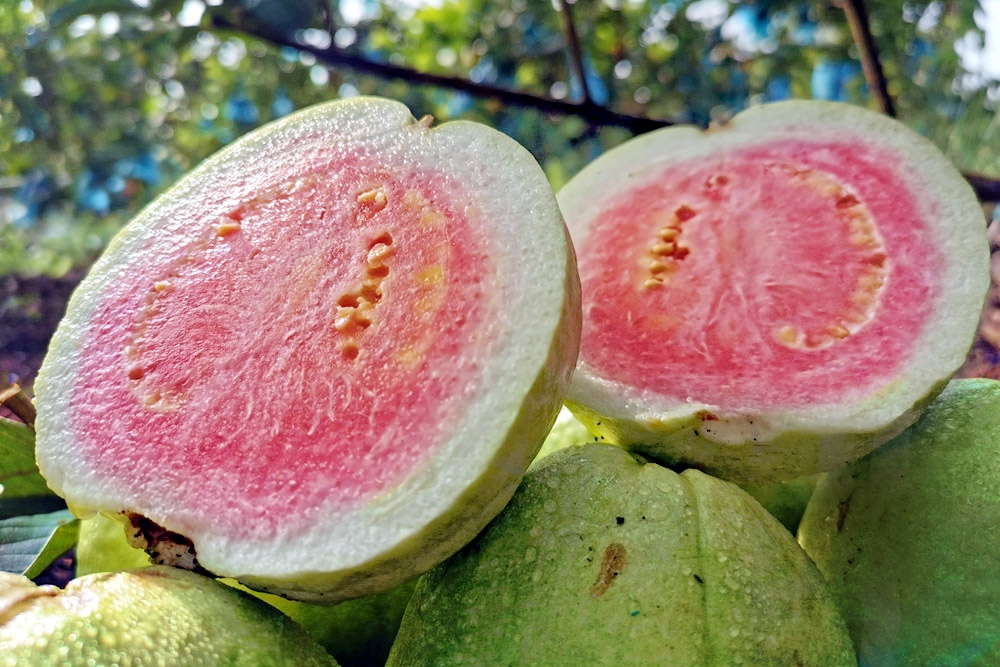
[33,97,581,602]
[0,566,337,666]
[798,378,1000,665]
[387,443,855,665]
[558,100,988,483]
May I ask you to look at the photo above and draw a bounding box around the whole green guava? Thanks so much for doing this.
[0,566,337,666]
[388,443,855,665]
[798,378,1000,666]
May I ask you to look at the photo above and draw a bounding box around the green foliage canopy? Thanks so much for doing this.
[0,0,997,277]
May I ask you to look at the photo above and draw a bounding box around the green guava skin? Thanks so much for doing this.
[75,513,152,576]
[740,474,820,535]
[75,513,413,667]
[387,443,855,666]
[533,408,818,533]
[0,566,338,666]
[798,378,1000,666]
[529,406,596,465]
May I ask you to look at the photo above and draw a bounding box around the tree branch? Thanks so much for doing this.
[210,14,671,134]
[556,0,591,104]
[839,0,896,117]
[212,14,1000,202]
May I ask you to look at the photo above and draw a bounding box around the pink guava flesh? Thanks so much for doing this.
[71,145,496,541]
[579,139,941,409]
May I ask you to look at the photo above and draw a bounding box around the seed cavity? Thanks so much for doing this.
[771,167,888,350]
[643,204,695,288]
[216,219,242,237]
[334,232,394,359]
[357,186,388,212]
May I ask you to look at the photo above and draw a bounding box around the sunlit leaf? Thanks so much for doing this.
[0,417,51,500]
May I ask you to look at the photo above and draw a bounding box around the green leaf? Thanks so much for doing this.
[0,510,79,578]
[0,496,68,521]
[0,417,52,500]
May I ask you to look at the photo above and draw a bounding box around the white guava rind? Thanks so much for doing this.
[387,443,855,666]
[0,567,338,666]
[558,100,988,483]
[798,378,1000,665]
[34,97,581,602]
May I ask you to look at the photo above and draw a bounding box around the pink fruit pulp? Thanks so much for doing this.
[71,144,496,541]
[579,139,941,410]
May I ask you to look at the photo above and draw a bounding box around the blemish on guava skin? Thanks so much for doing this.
[126,513,200,571]
[590,542,628,598]
[836,495,852,532]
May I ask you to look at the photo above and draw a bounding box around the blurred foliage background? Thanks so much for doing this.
[0,0,997,279]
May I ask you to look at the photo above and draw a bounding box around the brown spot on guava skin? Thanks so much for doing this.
[836,496,852,532]
[695,410,719,421]
[590,542,627,598]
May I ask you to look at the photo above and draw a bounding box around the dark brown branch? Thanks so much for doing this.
[839,0,896,117]
[210,14,671,134]
[317,0,335,36]
[212,14,1000,202]
[557,0,591,104]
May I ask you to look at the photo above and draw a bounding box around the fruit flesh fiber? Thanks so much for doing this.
[73,150,496,542]
[388,444,855,666]
[35,97,580,601]
[579,139,935,409]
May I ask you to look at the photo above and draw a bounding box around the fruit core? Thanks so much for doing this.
[578,139,941,409]
[71,149,497,541]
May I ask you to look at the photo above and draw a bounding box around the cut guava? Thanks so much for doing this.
[557,100,988,482]
[33,97,581,602]
[798,378,1000,665]
[387,443,855,665]
[0,566,338,666]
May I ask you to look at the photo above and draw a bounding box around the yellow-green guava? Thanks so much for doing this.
[387,443,855,665]
[0,566,337,666]
[75,512,413,667]
[798,378,1000,665]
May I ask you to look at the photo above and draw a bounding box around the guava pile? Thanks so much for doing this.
[9,97,993,665]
